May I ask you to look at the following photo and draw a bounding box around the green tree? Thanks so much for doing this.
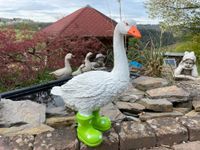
[145,0,200,32]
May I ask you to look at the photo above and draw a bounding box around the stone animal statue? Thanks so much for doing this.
[91,53,106,69]
[72,64,85,76]
[51,20,141,147]
[82,52,93,72]
[174,51,198,80]
[49,53,73,79]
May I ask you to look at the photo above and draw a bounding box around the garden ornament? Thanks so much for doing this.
[82,52,93,72]
[72,64,85,76]
[91,53,106,69]
[51,20,141,147]
[49,53,73,79]
[174,51,198,80]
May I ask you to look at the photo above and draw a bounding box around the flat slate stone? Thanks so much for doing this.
[0,124,54,136]
[147,117,188,146]
[46,106,71,117]
[172,141,200,150]
[132,76,169,91]
[147,147,172,150]
[100,103,125,122]
[0,99,46,126]
[119,85,145,102]
[115,101,145,113]
[185,110,200,117]
[139,111,183,121]
[115,121,156,150]
[178,116,200,141]
[146,85,190,99]
[34,127,78,150]
[80,128,119,150]
[138,98,173,112]
[173,107,191,114]
[166,97,190,103]
[46,116,75,128]
[192,100,200,112]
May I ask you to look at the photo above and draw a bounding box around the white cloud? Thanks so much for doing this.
[0,0,160,24]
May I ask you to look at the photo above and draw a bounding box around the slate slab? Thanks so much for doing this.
[138,98,173,112]
[0,99,46,126]
[119,85,145,102]
[132,76,169,91]
[192,100,200,112]
[115,101,145,113]
[146,85,190,99]
[139,111,183,121]
[0,124,54,136]
[100,103,125,122]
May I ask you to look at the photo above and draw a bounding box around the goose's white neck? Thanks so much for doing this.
[111,25,130,81]
[65,59,72,70]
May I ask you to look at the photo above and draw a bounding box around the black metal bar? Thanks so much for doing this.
[0,76,72,99]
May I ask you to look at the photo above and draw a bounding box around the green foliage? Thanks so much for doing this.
[0,69,55,92]
[128,38,164,77]
[145,0,200,32]
[140,42,164,77]
[174,34,200,63]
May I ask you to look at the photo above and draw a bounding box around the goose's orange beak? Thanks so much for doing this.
[128,26,141,39]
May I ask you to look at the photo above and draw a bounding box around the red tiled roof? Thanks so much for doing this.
[41,6,117,37]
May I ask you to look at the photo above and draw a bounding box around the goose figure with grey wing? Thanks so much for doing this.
[50,53,73,79]
[51,20,141,147]
[72,64,85,76]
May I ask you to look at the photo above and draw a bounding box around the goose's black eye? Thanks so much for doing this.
[125,22,129,26]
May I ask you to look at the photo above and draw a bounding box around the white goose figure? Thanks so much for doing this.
[50,53,73,79]
[82,52,93,72]
[72,64,85,76]
[51,20,141,147]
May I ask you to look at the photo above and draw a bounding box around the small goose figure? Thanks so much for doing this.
[51,20,141,147]
[82,52,93,72]
[72,64,85,76]
[50,53,73,79]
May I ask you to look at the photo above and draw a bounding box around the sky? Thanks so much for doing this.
[0,0,160,24]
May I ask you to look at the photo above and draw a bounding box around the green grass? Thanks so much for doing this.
[0,69,55,93]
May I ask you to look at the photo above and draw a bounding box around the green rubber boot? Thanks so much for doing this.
[76,112,103,147]
[92,110,111,132]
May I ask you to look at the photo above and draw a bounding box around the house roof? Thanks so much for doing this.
[41,5,117,37]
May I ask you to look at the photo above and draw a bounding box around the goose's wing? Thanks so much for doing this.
[60,71,113,98]
[50,68,66,76]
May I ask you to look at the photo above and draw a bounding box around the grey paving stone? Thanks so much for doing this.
[147,117,188,146]
[115,121,156,150]
[178,116,200,141]
[34,127,78,150]
[0,134,34,150]
[172,141,200,150]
